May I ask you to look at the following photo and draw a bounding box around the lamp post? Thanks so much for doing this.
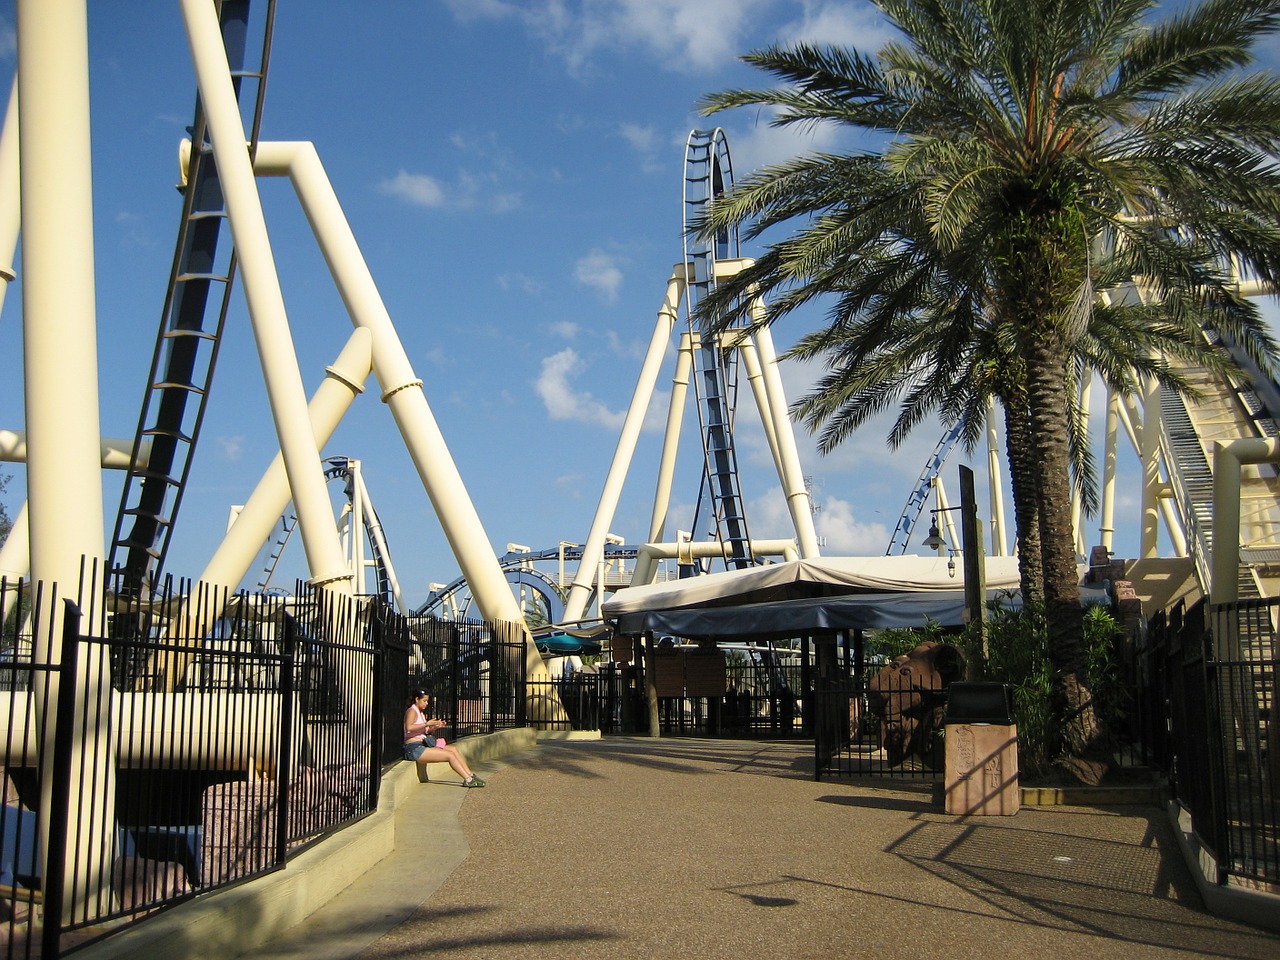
[923,466,987,678]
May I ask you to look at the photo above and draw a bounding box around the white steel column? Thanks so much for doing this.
[197,329,372,595]
[352,465,406,612]
[648,330,693,543]
[1117,394,1186,556]
[249,141,546,680]
[1211,437,1280,604]
[984,398,1008,556]
[733,334,782,467]
[752,323,820,558]
[182,0,351,592]
[1140,377,1162,557]
[1072,376,1092,557]
[17,0,113,918]
[0,80,19,316]
[563,267,683,623]
[1099,386,1120,552]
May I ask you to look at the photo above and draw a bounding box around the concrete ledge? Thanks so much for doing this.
[417,726,536,782]
[1166,800,1280,933]
[74,729,533,960]
[535,729,601,742]
[1020,784,1168,806]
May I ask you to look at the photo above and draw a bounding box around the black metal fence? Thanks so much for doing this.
[813,671,948,781]
[1,572,390,960]
[400,615,528,739]
[1142,597,1278,891]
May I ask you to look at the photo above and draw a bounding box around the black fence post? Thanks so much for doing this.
[368,617,384,810]
[274,614,296,866]
[41,599,82,960]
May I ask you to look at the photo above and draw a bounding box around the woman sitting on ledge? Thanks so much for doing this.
[404,690,485,787]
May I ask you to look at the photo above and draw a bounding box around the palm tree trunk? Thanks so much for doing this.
[1022,325,1108,782]
[1000,389,1044,608]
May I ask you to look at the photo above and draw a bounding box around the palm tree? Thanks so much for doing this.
[784,247,1229,610]
[696,0,1280,777]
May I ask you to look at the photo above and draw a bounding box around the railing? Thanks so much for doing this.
[1141,598,1278,891]
[527,676,603,730]
[1,574,386,960]
[400,615,528,737]
[813,671,947,781]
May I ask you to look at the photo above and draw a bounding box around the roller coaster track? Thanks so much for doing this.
[683,129,753,570]
[416,544,640,621]
[885,421,965,555]
[108,0,276,599]
[254,457,399,607]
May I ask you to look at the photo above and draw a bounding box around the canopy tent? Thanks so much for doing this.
[603,555,1090,639]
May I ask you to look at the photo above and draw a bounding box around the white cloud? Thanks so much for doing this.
[574,249,624,302]
[743,484,890,556]
[377,162,522,214]
[535,348,627,429]
[217,435,246,462]
[439,0,770,75]
[550,321,579,339]
[497,272,544,295]
[812,494,892,555]
[376,170,446,208]
[619,122,656,153]
[779,2,896,51]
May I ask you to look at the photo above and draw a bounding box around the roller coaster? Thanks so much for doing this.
[2,0,1278,645]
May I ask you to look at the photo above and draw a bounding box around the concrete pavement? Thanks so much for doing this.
[243,737,1275,960]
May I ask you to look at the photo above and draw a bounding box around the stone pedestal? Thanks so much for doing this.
[944,722,1020,816]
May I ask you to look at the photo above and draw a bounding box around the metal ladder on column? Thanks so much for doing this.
[108,0,277,599]
[683,129,753,571]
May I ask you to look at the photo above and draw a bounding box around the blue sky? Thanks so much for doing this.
[0,1,1276,607]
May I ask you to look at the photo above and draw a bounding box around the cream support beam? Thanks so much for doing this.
[352,464,406,612]
[629,539,800,587]
[181,0,350,592]
[0,502,28,622]
[1140,377,1162,557]
[648,331,693,543]
[751,323,820,558]
[732,333,782,468]
[17,0,113,918]
[0,438,152,590]
[1117,392,1187,556]
[0,432,150,469]
[1100,387,1120,552]
[197,329,372,596]
[1211,437,1280,604]
[985,398,1008,556]
[0,79,18,308]
[715,257,820,559]
[1072,377,1092,557]
[249,142,545,678]
[562,267,684,624]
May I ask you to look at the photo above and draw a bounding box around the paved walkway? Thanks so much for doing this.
[246,737,1276,960]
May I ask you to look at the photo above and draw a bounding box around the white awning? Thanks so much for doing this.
[604,555,1026,617]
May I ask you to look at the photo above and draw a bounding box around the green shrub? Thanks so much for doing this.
[974,601,1126,780]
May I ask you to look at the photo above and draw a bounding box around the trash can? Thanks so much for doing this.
[943,682,1019,816]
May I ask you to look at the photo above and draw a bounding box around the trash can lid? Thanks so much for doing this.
[946,681,1014,725]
